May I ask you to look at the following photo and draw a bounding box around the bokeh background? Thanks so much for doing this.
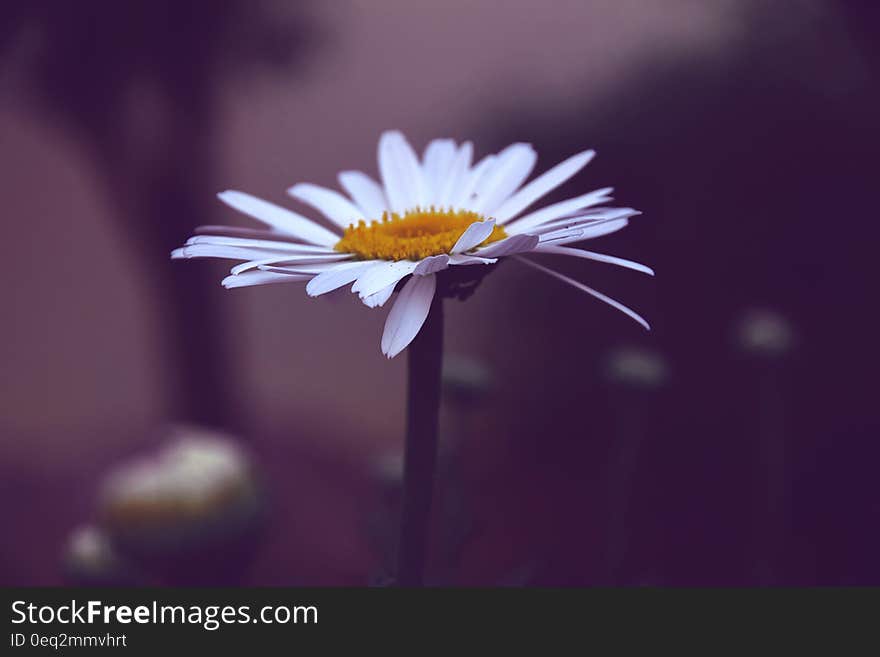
[1,0,878,586]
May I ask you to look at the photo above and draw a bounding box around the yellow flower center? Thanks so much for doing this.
[335,208,507,261]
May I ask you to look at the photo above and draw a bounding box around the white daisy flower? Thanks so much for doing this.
[172,131,652,357]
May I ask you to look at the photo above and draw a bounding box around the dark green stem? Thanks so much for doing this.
[396,296,444,587]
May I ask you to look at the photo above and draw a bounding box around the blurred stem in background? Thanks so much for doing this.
[754,363,786,585]
[396,297,444,587]
[604,405,643,585]
[604,347,668,585]
[737,309,795,585]
[95,86,236,429]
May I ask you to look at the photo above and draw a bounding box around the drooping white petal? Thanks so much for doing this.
[287,183,365,229]
[436,142,473,209]
[362,281,397,308]
[306,260,382,297]
[217,191,340,246]
[494,149,595,224]
[352,260,419,298]
[533,244,654,275]
[230,253,353,276]
[381,273,437,358]
[413,254,450,276]
[378,131,427,213]
[515,257,650,330]
[338,171,388,219]
[474,233,540,258]
[186,235,336,253]
[451,219,496,254]
[449,154,496,209]
[422,139,456,205]
[221,271,311,289]
[505,187,614,234]
[470,143,537,215]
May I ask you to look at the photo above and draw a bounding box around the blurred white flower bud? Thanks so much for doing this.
[737,308,795,357]
[442,354,493,406]
[98,425,264,561]
[62,525,139,585]
[370,449,405,487]
[605,346,668,389]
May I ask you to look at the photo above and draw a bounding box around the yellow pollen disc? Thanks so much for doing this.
[334,207,507,261]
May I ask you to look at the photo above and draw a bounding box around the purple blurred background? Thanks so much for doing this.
[1,0,878,586]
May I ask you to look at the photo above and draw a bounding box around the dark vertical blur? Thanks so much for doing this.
[0,0,317,427]
[472,0,880,584]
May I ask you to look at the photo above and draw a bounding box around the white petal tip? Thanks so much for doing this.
[285,183,309,198]
[579,149,597,165]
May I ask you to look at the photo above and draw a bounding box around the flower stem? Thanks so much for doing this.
[396,295,444,587]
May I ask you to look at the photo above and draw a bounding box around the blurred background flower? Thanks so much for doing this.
[1,0,878,585]
[62,525,141,586]
[96,426,265,585]
[736,309,795,358]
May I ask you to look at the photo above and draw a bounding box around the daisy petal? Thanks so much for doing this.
[451,219,496,254]
[449,254,497,265]
[172,244,300,262]
[474,233,540,258]
[494,149,595,224]
[379,131,426,213]
[362,281,397,308]
[515,257,650,330]
[533,244,654,275]
[529,208,641,235]
[338,171,388,219]
[352,260,419,298]
[221,271,311,289]
[422,139,456,205]
[532,207,641,234]
[187,235,336,253]
[449,154,496,209]
[413,254,450,276]
[259,263,346,275]
[436,142,473,208]
[505,187,614,234]
[381,273,437,358]
[306,260,381,297]
[287,183,365,229]
[217,191,340,246]
[230,253,352,276]
[471,143,537,215]
[538,218,630,245]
